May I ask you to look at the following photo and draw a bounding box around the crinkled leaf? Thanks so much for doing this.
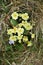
[10,19,18,26]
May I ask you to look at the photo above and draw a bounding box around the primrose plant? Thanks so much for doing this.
[7,12,35,47]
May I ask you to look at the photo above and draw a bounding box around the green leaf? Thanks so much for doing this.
[5,44,12,51]
[15,43,24,51]
[10,19,18,26]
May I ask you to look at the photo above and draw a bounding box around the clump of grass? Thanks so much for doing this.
[0,0,43,65]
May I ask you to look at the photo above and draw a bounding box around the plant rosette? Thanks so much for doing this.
[7,12,35,47]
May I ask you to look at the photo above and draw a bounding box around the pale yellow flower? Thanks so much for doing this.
[19,21,32,30]
[31,34,35,38]
[17,28,24,36]
[22,21,31,28]
[18,40,21,43]
[21,13,29,20]
[23,36,28,42]
[9,36,17,41]
[11,12,18,20]
[13,27,17,34]
[18,23,23,27]
[17,35,23,43]
[18,21,27,28]
[17,35,23,40]
[27,41,32,46]
[7,29,14,35]
[24,23,33,30]
[21,21,32,30]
